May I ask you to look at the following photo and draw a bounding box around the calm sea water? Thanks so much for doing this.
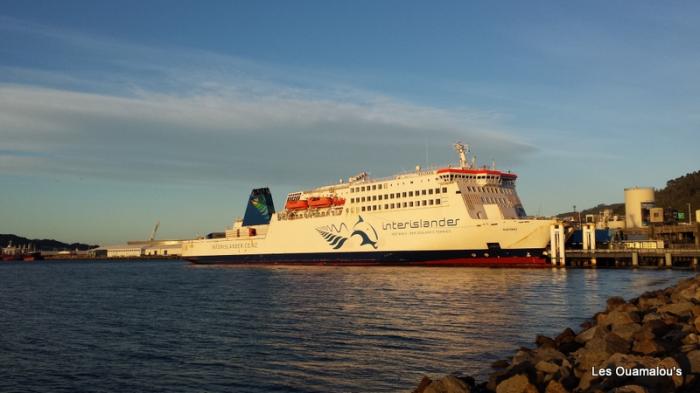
[0,260,693,393]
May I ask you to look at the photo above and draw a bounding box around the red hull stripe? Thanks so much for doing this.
[187,254,549,267]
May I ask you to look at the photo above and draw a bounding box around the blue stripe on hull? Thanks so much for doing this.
[184,248,549,266]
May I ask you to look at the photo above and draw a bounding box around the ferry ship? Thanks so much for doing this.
[182,143,556,266]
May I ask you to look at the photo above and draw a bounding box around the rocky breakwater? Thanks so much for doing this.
[412,274,700,393]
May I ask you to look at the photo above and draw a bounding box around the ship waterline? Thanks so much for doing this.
[182,143,557,266]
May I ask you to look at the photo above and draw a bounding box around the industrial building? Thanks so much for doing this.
[101,245,145,258]
[95,241,183,258]
[624,187,655,228]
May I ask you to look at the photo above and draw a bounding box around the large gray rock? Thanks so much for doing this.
[671,278,698,303]
[658,356,683,389]
[683,333,699,345]
[495,374,537,393]
[607,296,627,312]
[422,375,471,393]
[638,319,672,338]
[536,335,556,349]
[533,347,567,364]
[572,347,609,376]
[535,360,559,374]
[637,292,667,311]
[676,284,700,303]
[598,310,640,328]
[612,323,642,341]
[413,376,433,393]
[605,332,632,354]
[576,325,604,344]
[687,350,700,373]
[658,302,694,317]
[554,327,580,354]
[511,348,535,366]
[631,337,665,355]
[543,380,567,393]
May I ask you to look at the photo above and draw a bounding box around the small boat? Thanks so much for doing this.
[307,196,334,208]
[285,199,309,210]
[332,198,346,206]
[22,252,44,261]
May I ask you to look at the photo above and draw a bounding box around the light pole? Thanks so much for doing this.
[689,203,692,224]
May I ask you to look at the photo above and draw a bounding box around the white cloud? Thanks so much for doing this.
[0,16,538,187]
[0,82,537,185]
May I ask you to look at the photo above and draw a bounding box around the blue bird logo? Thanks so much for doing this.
[350,216,378,249]
[316,216,379,250]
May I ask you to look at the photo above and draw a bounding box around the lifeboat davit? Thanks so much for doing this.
[307,196,334,208]
[285,200,309,210]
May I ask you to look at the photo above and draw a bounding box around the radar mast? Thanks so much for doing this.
[454,142,470,168]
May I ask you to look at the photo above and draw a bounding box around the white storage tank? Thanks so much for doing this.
[624,187,655,228]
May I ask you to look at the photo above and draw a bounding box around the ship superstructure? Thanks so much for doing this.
[182,143,556,266]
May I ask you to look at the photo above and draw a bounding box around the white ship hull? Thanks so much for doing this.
[182,144,557,266]
[182,197,556,266]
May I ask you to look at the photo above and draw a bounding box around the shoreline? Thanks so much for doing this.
[413,274,700,393]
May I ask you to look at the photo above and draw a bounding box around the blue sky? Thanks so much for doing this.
[1,1,698,245]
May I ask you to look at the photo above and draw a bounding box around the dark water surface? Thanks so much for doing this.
[0,260,693,392]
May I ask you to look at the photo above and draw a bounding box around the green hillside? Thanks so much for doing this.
[0,234,98,251]
[655,170,700,215]
[558,170,699,218]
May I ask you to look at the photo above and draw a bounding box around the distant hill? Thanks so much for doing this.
[655,170,700,214]
[557,170,699,218]
[0,234,98,251]
[557,203,625,219]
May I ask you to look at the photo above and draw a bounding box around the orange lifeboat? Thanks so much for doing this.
[332,198,345,206]
[285,200,309,210]
[307,196,334,208]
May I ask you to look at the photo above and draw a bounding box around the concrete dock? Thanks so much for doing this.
[563,248,700,268]
[548,222,700,268]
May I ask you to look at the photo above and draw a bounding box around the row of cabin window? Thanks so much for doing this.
[447,174,499,180]
[348,199,442,213]
[349,187,447,203]
[464,186,513,194]
[481,196,510,205]
[350,184,385,192]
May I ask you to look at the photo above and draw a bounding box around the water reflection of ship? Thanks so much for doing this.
[2,241,44,261]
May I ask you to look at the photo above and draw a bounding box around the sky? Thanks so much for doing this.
[1,1,698,245]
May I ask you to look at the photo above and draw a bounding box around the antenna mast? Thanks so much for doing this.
[454,142,470,168]
[149,221,160,242]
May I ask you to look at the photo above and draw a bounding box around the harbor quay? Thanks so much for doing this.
[562,249,700,269]
[547,221,700,269]
[554,249,700,269]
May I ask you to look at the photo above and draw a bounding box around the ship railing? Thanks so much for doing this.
[277,207,344,221]
[297,165,453,194]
